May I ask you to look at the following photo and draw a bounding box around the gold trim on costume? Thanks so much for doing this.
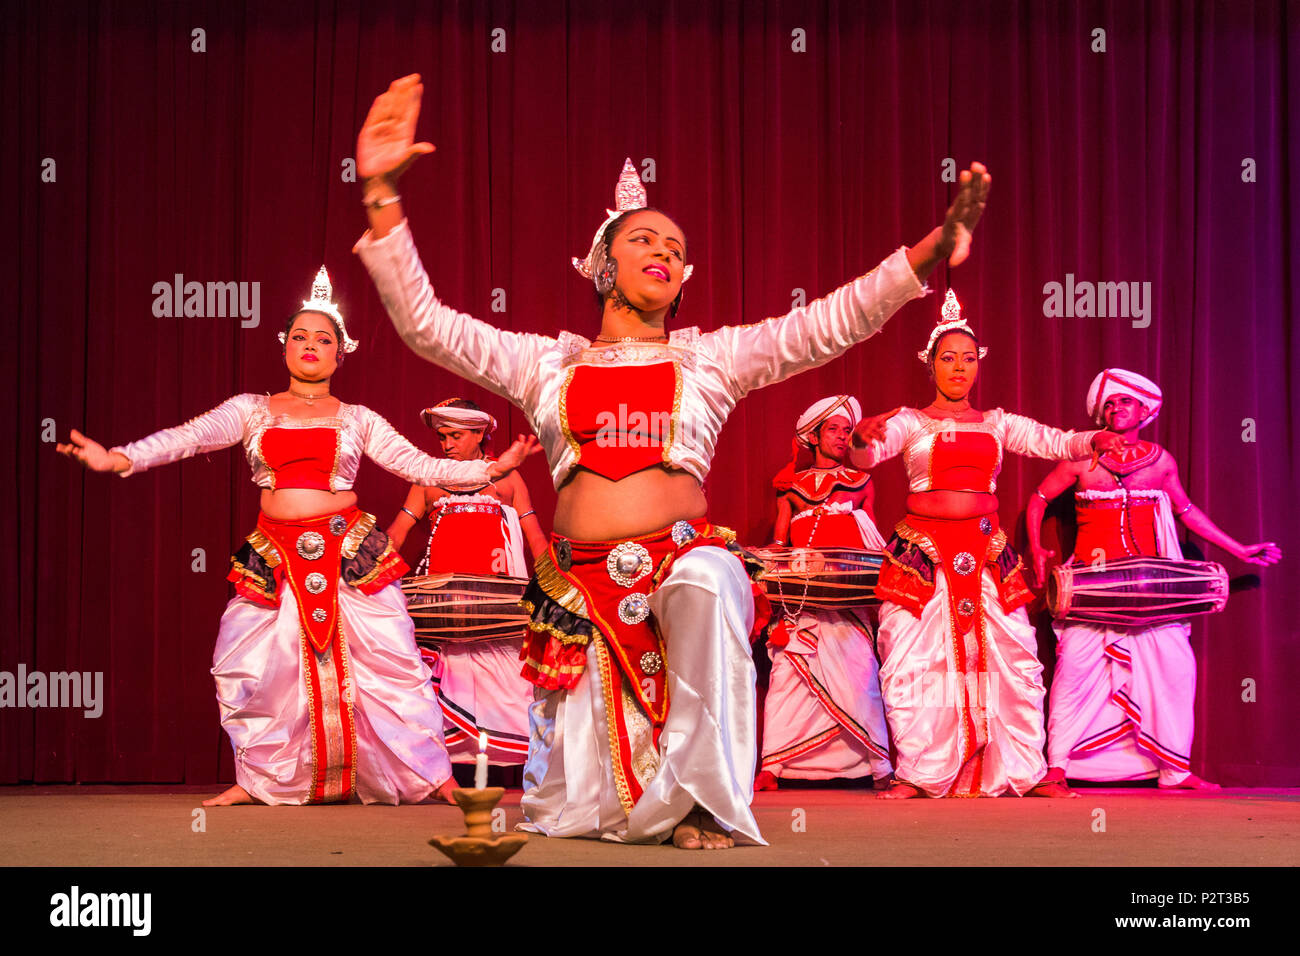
[246,528,282,568]
[532,551,590,616]
[660,362,683,466]
[349,537,399,589]
[522,614,592,647]
[594,638,636,816]
[893,520,940,564]
[228,560,275,600]
[987,528,1008,562]
[558,365,581,460]
[341,512,376,559]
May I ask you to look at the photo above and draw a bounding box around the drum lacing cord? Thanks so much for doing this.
[774,508,825,627]
[1107,468,1140,557]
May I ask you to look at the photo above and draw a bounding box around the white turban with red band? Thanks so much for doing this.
[795,395,862,446]
[1086,368,1163,426]
[420,404,497,435]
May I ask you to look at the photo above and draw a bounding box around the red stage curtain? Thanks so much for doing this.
[3,0,1295,785]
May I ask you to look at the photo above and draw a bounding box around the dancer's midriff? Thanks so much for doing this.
[259,488,359,521]
[906,488,999,520]
[554,465,707,541]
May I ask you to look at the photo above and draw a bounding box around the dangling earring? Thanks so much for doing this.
[594,248,618,296]
[669,288,684,319]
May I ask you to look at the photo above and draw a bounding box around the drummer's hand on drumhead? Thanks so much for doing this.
[1030,545,1055,586]
[489,434,542,478]
[1236,542,1281,566]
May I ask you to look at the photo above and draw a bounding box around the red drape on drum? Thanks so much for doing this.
[3,0,1296,786]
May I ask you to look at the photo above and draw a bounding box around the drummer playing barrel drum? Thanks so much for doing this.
[755,396,895,792]
[387,398,548,767]
[1027,369,1281,790]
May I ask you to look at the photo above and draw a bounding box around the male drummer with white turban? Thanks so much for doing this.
[387,398,549,767]
[1026,369,1280,789]
[755,395,895,791]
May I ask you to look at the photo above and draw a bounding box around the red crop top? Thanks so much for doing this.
[260,426,339,491]
[560,362,680,480]
[927,430,1000,493]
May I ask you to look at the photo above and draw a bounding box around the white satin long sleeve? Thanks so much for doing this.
[992,409,1097,461]
[353,220,554,406]
[355,405,492,490]
[702,248,927,399]
[851,407,925,469]
[111,394,257,477]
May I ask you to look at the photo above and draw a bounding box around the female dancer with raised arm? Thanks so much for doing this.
[57,267,539,807]
[849,290,1127,800]
[351,74,989,848]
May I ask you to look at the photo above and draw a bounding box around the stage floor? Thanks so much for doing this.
[1,785,1296,866]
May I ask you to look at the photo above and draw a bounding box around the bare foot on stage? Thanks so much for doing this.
[1159,774,1221,791]
[876,781,921,800]
[872,774,894,791]
[434,779,459,804]
[1027,768,1078,798]
[753,770,779,792]
[202,784,255,807]
[672,809,735,849]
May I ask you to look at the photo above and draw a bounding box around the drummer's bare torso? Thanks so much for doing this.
[421,468,520,511]
[1065,440,1172,494]
[259,394,359,522]
[782,478,872,519]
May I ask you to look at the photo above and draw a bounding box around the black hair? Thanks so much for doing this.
[283,310,347,365]
[591,207,687,317]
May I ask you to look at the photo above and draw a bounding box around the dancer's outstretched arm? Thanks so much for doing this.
[708,164,991,399]
[353,75,551,406]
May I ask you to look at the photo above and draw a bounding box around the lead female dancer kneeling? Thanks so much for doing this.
[352,74,990,848]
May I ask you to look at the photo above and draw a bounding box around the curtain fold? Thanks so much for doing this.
[3,0,1294,785]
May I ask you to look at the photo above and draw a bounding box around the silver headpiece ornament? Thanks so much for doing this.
[571,158,694,285]
[917,289,987,363]
[279,266,359,353]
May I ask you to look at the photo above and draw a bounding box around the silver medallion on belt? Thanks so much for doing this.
[607,542,652,587]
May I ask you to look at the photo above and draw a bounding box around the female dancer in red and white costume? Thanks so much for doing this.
[756,395,894,790]
[57,268,537,806]
[352,75,989,847]
[850,290,1126,799]
[387,398,547,765]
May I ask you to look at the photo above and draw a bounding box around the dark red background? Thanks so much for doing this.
[3,0,1296,786]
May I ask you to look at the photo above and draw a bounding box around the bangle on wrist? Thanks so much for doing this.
[363,192,401,210]
[1035,489,1050,503]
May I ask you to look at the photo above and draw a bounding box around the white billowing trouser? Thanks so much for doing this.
[213,582,454,805]
[876,569,1050,797]
[1047,620,1195,785]
[519,546,766,845]
[762,609,893,780]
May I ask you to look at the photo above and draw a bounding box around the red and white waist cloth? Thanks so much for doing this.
[1047,488,1194,785]
[790,500,887,550]
[420,493,528,577]
[873,511,1046,798]
[520,519,771,812]
[218,507,454,805]
[417,493,532,765]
